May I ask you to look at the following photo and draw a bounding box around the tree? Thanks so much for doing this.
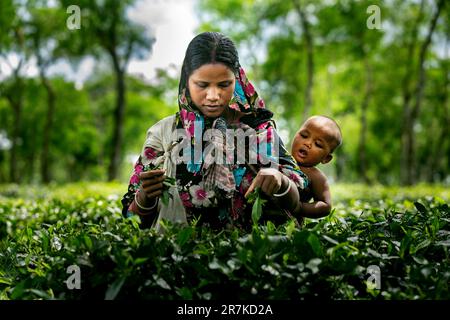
[59,0,155,181]
[26,3,67,183]
[400,0,445,185]
[0,0,29,183]
[292,0,314,119]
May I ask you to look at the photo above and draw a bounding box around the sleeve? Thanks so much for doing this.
[120,120,166,219]
[121,155,143,218]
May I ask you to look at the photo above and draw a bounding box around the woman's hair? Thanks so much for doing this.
[179,32,240,96]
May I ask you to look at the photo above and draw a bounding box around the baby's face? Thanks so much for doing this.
[291,119,334,167]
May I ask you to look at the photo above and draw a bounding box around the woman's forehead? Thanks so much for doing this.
[189,63,235,81]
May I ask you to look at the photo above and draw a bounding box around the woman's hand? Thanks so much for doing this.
[138,169,166,204]
[244,168,288,198]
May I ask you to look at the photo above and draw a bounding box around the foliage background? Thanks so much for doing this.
[0,0,448,187]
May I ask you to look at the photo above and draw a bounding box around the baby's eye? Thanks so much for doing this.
[315,142,323,148]
[300,133,307,138]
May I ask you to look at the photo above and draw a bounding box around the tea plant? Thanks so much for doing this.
[0,183,448,300]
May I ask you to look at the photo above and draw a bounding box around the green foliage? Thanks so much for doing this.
[0,183,448,300]
[0,0,16,50]
[198,0,449,184]
[1,0,448,185]
[247,187,267,225]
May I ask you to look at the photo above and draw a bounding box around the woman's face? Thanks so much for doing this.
[188,63,235,119]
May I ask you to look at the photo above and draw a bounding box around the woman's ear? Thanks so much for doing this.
[321,154,333,164]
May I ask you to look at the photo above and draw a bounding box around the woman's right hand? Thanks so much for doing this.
[138,169,166,204]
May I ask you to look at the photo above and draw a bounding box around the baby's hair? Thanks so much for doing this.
[305,115,342,152]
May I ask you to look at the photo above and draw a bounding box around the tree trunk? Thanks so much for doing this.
[5,74,23,183]
[405,0,444,185]
[0,149,4,182]
[400,0,424,185]
[8,97,21,183]
[428,95,449,182]
[108,50,126,181]
[40,74,56,184]
[402,116,414,185]
[427,31,449,182]
[292,0,314,119]
[358,54,372,184]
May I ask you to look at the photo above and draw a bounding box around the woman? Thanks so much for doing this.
[121,32,308,231]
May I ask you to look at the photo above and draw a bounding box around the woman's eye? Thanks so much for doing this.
[219,82,231,88]
[197,83,208,88]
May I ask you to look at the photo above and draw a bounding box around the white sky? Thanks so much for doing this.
[0,0,199,85]
[126,0,199,80]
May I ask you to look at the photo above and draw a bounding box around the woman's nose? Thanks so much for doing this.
[206,87,219,102]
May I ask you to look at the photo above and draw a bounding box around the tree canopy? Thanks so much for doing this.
[0,0,448,185]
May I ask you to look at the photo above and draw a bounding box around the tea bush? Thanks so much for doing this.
[0,183,448,300]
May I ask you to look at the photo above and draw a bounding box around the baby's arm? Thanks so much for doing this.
[294,168,332,218]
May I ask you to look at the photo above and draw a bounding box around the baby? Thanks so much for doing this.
[291,115,342,218]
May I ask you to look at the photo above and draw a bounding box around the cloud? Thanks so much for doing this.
[127,0,199,80]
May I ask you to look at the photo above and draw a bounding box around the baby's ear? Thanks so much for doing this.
[321,154,333,164]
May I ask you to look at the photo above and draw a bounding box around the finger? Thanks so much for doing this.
[140,192,162,204]
[141,174,166,187]
[141,175,166,188]
[140,169,165,180]
[147,190,163,199]
[269,176,283,195]
[149,182,164,192]
[141,188,163,201]
[146,170,165,179]
[267,182,278,196]
[142,169,165,177]
[143,183,164,193]
[261,177,276,196]
[272,183,282,195]
[244,175,261,198]
[244,181,255,198]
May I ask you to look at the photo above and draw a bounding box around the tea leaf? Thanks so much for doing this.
[105,277,127,300]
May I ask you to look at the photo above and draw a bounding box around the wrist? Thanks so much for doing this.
[135,189,158,213]
[273,177,291,198]
[140,188,159,204]
[280,175,290,191]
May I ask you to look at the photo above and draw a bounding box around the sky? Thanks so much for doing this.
[127,0,199,80]
[0,0,199,86]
